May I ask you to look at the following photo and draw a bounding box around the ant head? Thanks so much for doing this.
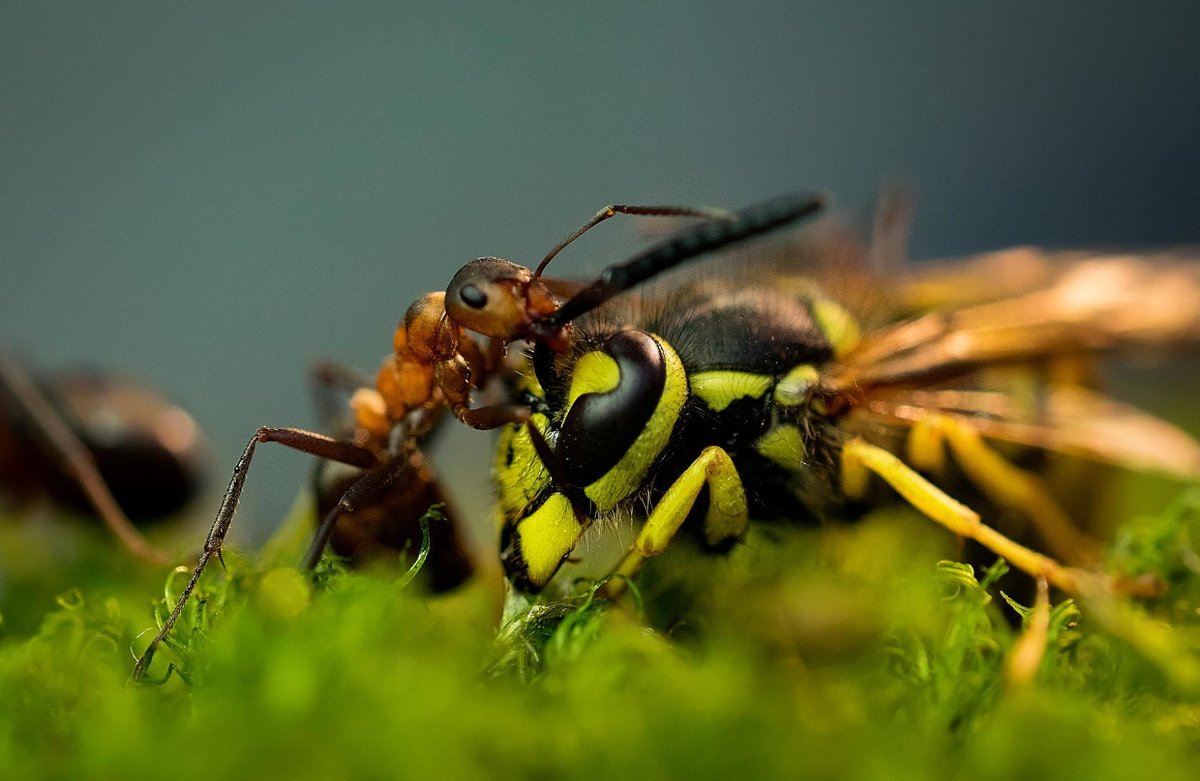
[444,257,559,340]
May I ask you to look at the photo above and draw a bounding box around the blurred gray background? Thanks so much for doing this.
[3,2,1199,545]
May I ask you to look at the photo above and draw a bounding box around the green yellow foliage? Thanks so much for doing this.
[2,497,1200,779]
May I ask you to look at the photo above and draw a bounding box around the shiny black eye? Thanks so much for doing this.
[555,330,665,486]
[459,284,488,309]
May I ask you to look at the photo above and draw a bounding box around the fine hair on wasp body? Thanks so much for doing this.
[130,192,830,681]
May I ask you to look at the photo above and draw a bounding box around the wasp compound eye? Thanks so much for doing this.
[458,283,488,309]
[556,330,666,486]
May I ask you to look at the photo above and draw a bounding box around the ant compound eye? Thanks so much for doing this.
[459,284,489,309]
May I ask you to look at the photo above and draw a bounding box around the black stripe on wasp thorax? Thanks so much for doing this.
[568,280,838,377]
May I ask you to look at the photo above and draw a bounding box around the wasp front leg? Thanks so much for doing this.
[605,446,749,598]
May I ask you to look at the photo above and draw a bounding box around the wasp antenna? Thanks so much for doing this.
[537,192,827,330]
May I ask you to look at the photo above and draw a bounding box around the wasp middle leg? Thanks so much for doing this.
[906,413,1105,568]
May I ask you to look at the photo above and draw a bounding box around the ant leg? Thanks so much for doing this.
[434,357,530,430]
[300,447,421,570]
[456,403,531,430]
[0,355,167,565]
[131,426,377,682]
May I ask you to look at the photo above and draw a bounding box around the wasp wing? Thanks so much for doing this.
[853,384,1200,481]
[831,250,1200,388]
[899,246,1200,314]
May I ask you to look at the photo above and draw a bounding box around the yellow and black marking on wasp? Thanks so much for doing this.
[133,188,1200,680]
[490,202,1200,602]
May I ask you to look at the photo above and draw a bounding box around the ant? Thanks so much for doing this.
[0,355,206,564]
[130,192,827,681]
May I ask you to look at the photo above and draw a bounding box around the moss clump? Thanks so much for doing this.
[2,497,1200,779]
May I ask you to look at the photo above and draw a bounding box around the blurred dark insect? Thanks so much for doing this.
[0,355,206,563]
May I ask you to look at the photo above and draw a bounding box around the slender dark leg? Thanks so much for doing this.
[0,355,167,564]
[130,426,378,682]
[524,420,571,489]
[300,447,422,570]
[434,357,532,430]
[456,402,532,430]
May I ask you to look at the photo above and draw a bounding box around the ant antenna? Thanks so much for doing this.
[533,204,735,279]
[536,192,827,331]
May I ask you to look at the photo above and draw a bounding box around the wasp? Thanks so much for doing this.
[482,196,1195,599]
[0,355,206,564]
[488,202,1200,599]
[132,190,1197,678]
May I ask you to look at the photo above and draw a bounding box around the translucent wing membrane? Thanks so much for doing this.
[857,385,1200,481]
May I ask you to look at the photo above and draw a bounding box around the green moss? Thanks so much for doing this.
[3,496,1200,779]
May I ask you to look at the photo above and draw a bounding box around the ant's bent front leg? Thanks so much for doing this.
[434,356,530,430]
[300,446,425,570]
[131,426,378,682]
